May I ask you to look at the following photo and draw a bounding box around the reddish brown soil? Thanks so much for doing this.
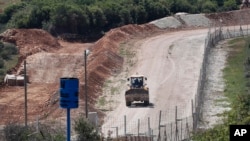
[206,9,250,26]
[0,24,158,124]
[0,9,250,125]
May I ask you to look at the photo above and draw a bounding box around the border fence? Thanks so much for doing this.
[101,25,250,141]
[0,25,250,141]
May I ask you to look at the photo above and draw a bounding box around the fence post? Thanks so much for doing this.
[164,125,167,141]
[148,117,151,138]
[124,115,126,136]
[175,106,178,141]
[138,119,140,137]
[191,99,195,132]
[186,117,190,140]
[180,119,182,141]
[158,110,162,141]
[151,129,154,141]
[116,127,118,139]
[171,123,173,141]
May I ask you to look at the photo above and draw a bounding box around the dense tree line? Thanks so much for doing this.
[0,0,243,40]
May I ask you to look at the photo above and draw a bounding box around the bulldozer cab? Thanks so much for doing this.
[127,75,147,88]
[131,77,143,88]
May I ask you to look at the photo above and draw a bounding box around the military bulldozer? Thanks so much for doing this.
[125,74,149,106]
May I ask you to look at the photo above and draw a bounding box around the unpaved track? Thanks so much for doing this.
[102,29,208,135]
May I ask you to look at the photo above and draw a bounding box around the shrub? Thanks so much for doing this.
[0,58,4,68]
[74,116,100,141]
[0,50,11,60]
[4,43,18,55]
[4,122,65,141]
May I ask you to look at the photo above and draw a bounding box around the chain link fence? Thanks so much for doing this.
[101,25,250,141]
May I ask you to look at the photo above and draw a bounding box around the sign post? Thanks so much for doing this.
[60,78,79,141]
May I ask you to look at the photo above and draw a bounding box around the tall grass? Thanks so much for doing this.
[193,37,250,141]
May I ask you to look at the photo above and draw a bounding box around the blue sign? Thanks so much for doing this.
[60,78,79,109]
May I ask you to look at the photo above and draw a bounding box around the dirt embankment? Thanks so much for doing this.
[206,9,250,26]
[87,24,159,104]
[0,24,159,124]
[1,9,250,124]
[0,29,61,73]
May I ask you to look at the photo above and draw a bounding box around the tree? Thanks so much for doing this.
[102,2,123,28]
[87,6,106,29]
[202,0,218,13]
[0,42,4,52]
[170,0,193,13]
[224,0,238,11]
[0,58,4,68]
[145,1,169,21]
[0,3,26,23]
[119,8,133,25]
[215,0,225,6]
[50,4,89,34]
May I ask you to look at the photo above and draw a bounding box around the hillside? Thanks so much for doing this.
[0,9,250,140]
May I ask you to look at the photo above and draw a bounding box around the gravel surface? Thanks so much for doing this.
[151,13,211,29]
[199,40,231,129]
[179,14,211,27]
[150,17,182,29]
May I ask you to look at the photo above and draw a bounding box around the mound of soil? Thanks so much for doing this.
[0,29,61,57]
[206,9,250,26]
[0,29,61,73]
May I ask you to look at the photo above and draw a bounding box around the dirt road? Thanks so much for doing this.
[102,29,208,136]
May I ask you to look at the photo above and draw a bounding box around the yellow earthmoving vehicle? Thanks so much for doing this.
[125,74,149,106]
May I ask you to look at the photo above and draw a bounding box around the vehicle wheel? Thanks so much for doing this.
[126,101,131,106]
[144,101,149,106]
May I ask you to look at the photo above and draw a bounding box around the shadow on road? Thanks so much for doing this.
[128,102,154,108]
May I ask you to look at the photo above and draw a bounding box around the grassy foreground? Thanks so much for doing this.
[193,37,250,141]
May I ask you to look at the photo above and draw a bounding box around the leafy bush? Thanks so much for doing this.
[0,42,18,60]
[1,50,11,60]
[74,116,100,141]
[4,43,18,55]
[0,41,18,83]
[0,3,26,24]
[4,122,65,141]
[0,58,4,68]
[0,41,4,52]
[0,69,4,75]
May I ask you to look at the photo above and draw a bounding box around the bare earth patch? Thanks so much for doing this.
[199,40,231,129]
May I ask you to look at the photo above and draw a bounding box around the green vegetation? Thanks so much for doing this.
[74,116,100,141]
[0,0,20,13]
[0,0,243,41]
[3,122,65,141]
[193,37,250,141]
[98,96,107,106]
[0,41,18,83]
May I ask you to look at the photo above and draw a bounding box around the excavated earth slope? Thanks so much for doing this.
[0,9,250,127]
